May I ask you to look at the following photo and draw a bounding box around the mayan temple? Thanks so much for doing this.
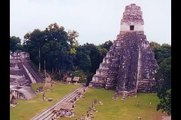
[89,3,158,96]
[10,51,44,103]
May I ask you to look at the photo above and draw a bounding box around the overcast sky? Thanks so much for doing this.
[10,0,171,45]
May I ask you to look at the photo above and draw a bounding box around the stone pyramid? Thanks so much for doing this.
[10,52,43,86]
[89,3,158,96]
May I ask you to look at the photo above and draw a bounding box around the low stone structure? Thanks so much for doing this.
[72,77,80,84]
[65,76,80,84]
[66,77,72,84]
[10,85,36,99]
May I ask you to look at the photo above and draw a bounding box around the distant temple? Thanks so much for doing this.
[89,4,158,96]
[10,51,44,105]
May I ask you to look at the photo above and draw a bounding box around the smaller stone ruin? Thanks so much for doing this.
[10,51,44,106]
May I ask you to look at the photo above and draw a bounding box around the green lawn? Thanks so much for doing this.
[10,83,80,120]
[60,88,165,120]
[10,84,165,120]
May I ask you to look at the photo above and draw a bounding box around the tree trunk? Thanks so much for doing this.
[52,67,54,74]
[38,48,41,72]
[44,60,46,76]
[55,68,57,73]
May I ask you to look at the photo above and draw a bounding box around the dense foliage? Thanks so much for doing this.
[23,23,77,73]
[10,36,23,52]
[150,42,171,115]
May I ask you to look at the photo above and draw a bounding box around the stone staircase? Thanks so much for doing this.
[23,60,44,83]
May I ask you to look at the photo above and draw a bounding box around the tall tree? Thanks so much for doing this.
[10,36,22,52]
[156,57,171,115]
[152,43,171,115]
[99,40,113,50]
[76,46,91,72]
[24,29,46,71]
[79,43,102,73]
[154,43,171,64]
[150,41,161,50]
[23,23,77,76]
[98,40,113,58]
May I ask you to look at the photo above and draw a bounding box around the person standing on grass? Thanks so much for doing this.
[42,92,45,101]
